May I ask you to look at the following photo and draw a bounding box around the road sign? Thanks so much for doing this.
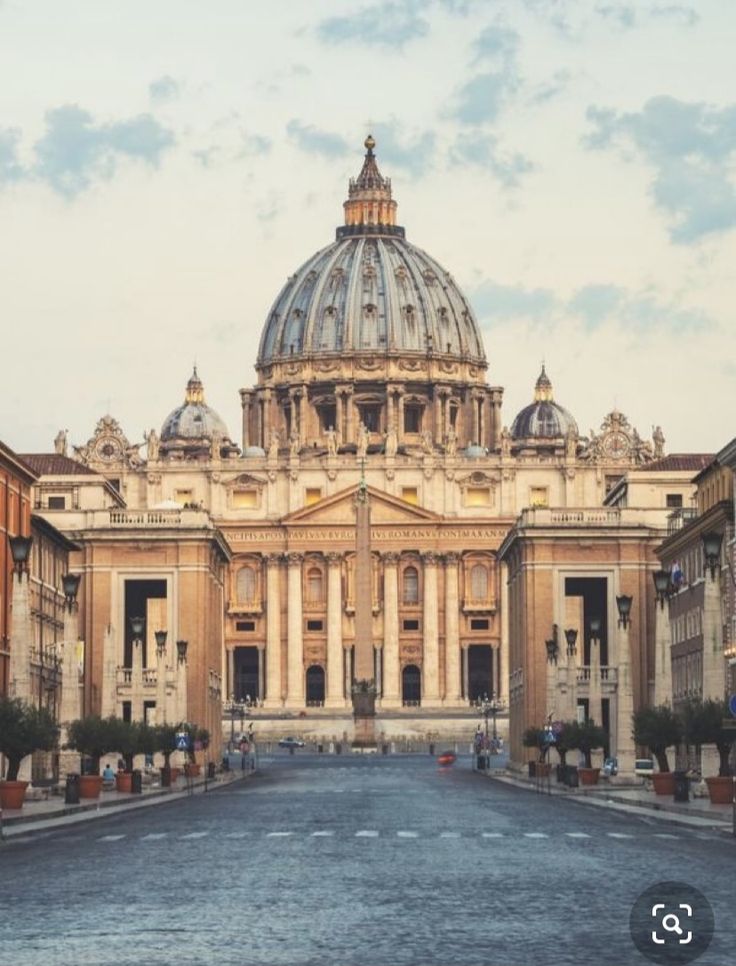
[175,732,190,751]
[729,694,736,717]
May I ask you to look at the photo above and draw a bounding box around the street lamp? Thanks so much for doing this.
[589,616,602,636]
[223,695,247,751]
[475,692,504,749]
[702,531,723,580]
[61,573,81,612]
[130,615,145,640]
[652,569,670,609]
[9,534,33,579]
[615,594,633,629]
[176,639,188,664]
[564,628,578,656]
[154,629,168,656]
[545,623,560,663]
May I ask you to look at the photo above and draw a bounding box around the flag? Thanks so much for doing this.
[671,560,684,589]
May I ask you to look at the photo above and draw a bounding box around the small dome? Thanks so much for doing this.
[243,445,266,458]
[511,366,578,440]
[160,368,236,458]
[465,444,487,459]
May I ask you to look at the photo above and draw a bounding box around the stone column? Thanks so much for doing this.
[702,568,724,701]
[615,621,636,776]
[345,388,356,445]
[422,552,440,703]
[227,648,235,699]
[444,552,462,704]
[58,605,82,778]
[257,647,265,702]
[382,552,400,706]
[286,552,304,706]
[499,562,510,708]
[588,635,603,728]
[397,391,406,443]
[471,393,481,445]
[434,392,442,444]
[131,637,144,721]
[239,389,251,451]
[8,571,33,702]
[156,642,168,724]
[326,552,345,707]
[176,654,188,726]
[344,646,352,697]
[265,554,283,707]
[653,601,673,706]
[299,386,308,440]
[335,391,344,443]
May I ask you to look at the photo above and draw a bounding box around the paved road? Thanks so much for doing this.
[1,754,733,966]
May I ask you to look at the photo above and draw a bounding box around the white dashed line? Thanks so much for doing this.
[180,831,209,840]
[98,834,125,842]
[266,831,294,838]
[565,832,591,839]
[311,831,335,837]
[654,833,679,839]
[523,832,548,839]
[140,833,167,841]
[482,832,504,838]
[355,830,379,837]
[397,831,419,838]
[607,833,634,839]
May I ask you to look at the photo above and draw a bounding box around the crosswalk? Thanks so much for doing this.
[95,828,709,843]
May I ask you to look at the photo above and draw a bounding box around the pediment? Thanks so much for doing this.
[283,485,441,526]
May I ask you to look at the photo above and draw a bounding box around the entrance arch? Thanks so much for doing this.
[402,664,421,705]
[468,644,493,701]
[306,665,325,705]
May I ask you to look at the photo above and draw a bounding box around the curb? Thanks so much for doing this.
[0,770,254,841]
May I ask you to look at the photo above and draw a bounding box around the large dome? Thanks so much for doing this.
[257,138,485,368]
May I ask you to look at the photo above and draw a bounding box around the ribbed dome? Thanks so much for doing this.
[160,368,233,454]
[257,138,486,367]
[511,366,578,440]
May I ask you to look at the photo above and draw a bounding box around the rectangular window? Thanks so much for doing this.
[359,405,381,432]
[402,619,420,631]
[401,487,419,505]
[48,495,66,509]
[470,618,489,630]
[232,490,258,509]
[465,487,491,507]
[666,493,683,508]
[305,488,322,506]
[529,487,548,508]
[175,489,194,506]
[306,619,324,632]
[404,405,422,434]
[235,621,255,632]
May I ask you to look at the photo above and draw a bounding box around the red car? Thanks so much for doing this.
[437,751,456,766]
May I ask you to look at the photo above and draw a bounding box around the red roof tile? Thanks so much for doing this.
[19,454,101,476]
[644,454,714,472]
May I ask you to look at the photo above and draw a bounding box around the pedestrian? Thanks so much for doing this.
[102,763,115,782]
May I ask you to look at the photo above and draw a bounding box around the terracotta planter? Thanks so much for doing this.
[0,780,29,810]
[79,775,104,799]
[705,776,735,805]
[578,767,600,786]
[652,772,675,795]
[184,763,201,778]
[169,767,180,783]
[115,772,133,793]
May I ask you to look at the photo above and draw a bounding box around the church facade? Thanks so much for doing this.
[22,139,690,760]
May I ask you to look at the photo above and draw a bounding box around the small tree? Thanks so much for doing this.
[179,722,209,762]
[66,715,119,775]
[551,721,579,767]
[153,724,178,766]
[684,698,735,777]
[633,705,682,773]
[522,726,547,761]
[107,718,139,772]
[569,720,607,768]
[0,697,58,781]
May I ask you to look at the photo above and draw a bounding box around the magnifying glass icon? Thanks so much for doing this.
[662,914,683,935]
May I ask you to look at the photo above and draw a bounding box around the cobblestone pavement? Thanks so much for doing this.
[2,754,734,966]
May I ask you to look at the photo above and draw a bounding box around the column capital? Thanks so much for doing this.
[326,551,343,566]
[287,551,305,566]
[421,551,440,565]
[443,551,461,565]
[265,552,284,566]
[381,551,401,565]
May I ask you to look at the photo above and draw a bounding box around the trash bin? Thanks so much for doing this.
[566,766,579,788]
[673,770,689,802]
[160,766,171,787]
[382,743,389,755]
[317,743,323,754]
[528,761,537,778]
[130,769,142,794]
[336,742,342,755]
[207,761,216,779]
[556,764,566,783]
[65,773,80,805]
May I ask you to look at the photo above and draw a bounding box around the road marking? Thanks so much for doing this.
[311,831,335,837]
[98,834,125,841]
[397,831,419,838]
[141,833,167,841]
[523,832,548,838]
[607,833,634,839]
[180,831,209,840]
[654,833,679,839]
[225,832,248,839]
[439,832,461,838]
[355,830,379,837]
[266,831,294,837]
[482,832,504,838]
[565,832,591,839]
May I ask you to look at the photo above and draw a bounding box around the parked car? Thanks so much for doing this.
[634,757,654,777]
[602,757,618,777]
[278,737,305,749]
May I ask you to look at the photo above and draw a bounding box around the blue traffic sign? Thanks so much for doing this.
[728,694,736,718]
[175,732,190,751]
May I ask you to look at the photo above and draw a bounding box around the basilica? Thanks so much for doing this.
[9,137,712,766]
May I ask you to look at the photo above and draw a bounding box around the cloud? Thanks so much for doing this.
[585,95,736,242]
[469,280,557,323]
[450,71,518,125]
[287,120,350,158]
[316,1,429,48]
[0,128,23,184]
[595,4,636,28]
[149,75,181,103]
[472,24,519,65]
[450,131,532,187]
[650,4,699,26]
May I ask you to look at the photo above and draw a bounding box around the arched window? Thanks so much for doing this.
[306,567,324,604]
[470,564,488,602]
[236,567,257,605]
[403,566,419,604]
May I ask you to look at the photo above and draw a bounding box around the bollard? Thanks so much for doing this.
[65,773,80,805]
[131,769,142,794]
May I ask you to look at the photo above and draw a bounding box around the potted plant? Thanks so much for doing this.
[551,721,578,782]
[0,697,58,810]
[570,720,608,785]
[66,715,118,798]
[181,723,209,776]
[633,705,683,795]
[154,724,179,785]
[108,718,139,792]
[684,698,735,804]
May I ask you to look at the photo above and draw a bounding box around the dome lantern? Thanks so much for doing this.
[510,366,578,442]
[338,135,404,239]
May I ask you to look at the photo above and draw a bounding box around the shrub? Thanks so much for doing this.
[0,697,58,781]
[633,705,682,773]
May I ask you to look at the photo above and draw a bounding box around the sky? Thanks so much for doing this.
[2,0,735,457]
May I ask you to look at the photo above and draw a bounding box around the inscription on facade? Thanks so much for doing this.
[226,526,508,544]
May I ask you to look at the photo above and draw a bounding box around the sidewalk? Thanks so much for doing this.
[0,768,254,840]
[482,769,735,832]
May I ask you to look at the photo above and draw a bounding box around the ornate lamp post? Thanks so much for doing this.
[9,535,33,579]
[587,616,603,729]
[702,531,723,580]
[564,628,578,721]
[652,569,670,609]
[59,572,83,778]
[8,534,34,702]
[475,692,504,756]
[615,593,635,775]
[175,639,188,725]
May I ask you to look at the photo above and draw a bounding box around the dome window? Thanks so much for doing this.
[404,404,423,434]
